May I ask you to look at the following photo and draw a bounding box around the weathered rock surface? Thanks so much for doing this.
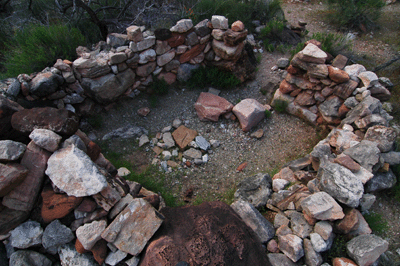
[231,200,275,243]
[267,253,297,266]
[10,220,43,249]
[194,92,233,122]
[29,128,62,152]
[232,98,266,132]
[317,161,364,208]
[10,250,52,266]
[0,140,26,162]
[365,169,397,192]
[172,125,197,150]
[45,145,108,197]
[58,243,98,266]
[278,234,304,262]
[101,198,164,256]
[343,140,380,172]
[140,201,270,266]
[42,219,74,254]
[304,238,323,266]
[346,234,388,266]
[234,173,272,208]
[0,163,28,197]
[11,107,79,136]
[364,125,397,153]
[76,220,107,250]
[301,192,344,221]
[29,72,64,97]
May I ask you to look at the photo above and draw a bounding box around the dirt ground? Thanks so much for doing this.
[90,0,400,262]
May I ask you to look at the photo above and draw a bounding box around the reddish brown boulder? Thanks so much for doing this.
[333,79,358,99]
[75,238,89,254]
[287,65,302,75]
[157,72,177,85]
[295,91,316,106]
[194,92,233,122]
[144,194,161,210]
[279,80,297,94]
[139,201,270,266]
[11,107,79,136]
[172,125,198,150]
[91,239,108,265]
[223,29,248,46]
[333,257,358,266]
[2,142,51,212]
[167,33,186,48]
[0,163,28,197]
[334,155,360,173]
[41,186,83,223]
[338,104,350,118]
[179,44,206,63]
[335,208,359,234]
[231,21,245,32]
[87,141,101,161]
[328,66,350,84]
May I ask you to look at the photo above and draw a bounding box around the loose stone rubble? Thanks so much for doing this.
[0,14,398,266]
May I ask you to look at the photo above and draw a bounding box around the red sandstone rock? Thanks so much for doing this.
[328,66,350,84]
[279,80,297,94]
[194,92,233,122]
[144,194,160,210]
[0,163,28,197]
[137,107,151,117]
[333,257,358,266]
[267,239,280,253]
[231,21,245,32]
[335,209,359,234]
[338,104,351,118]
[179,44,206,63]
[223,29,247,46]
[75,238,89,254]
[287,65,302,75]
[91,239,108,265]
[41,186,83,223]
[75,197,97,213]
[167,33,186,48]
[334,155,361,173]
[87,141,101,161]
[157,72,176,85]
[139,201,270,266]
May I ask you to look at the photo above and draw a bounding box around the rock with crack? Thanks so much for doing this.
[101,198,164,256]
[234,173,272,208]
[278,234,304,262]
[343,140,381,173]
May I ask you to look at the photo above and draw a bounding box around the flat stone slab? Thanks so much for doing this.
[346,234,388,266]
[172,125,198,150]
[194,92,233,122]
[301,192,344,221]
[101,198,164,256]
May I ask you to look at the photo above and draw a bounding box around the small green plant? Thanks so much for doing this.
[151,77,170,95]
[265,109,272,118]
[187,66,240,89]
[322,234,348,262]
[2,23,84,78]
[311,32,351,57]
[326,0,385,32]
[363,212,389,234]
[273,99,288,113]
[260,19,286,52]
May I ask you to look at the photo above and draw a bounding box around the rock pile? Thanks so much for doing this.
[0,15,255,122]
[272,40,393,126]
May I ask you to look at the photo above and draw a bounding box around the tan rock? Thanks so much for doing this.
[233,99,266,132]
[231,20,245,32]
[126,26,143,42]
[333,257,358,266]
[76,220,107,250]
[301,192,344,221]
[298,43,327,64]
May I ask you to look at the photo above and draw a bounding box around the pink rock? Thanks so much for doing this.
[231,20,245,32]
[194,92,233,122]
[157,72,176,85]
[267,239,280,253]
[137,107,151,117]
[232,99,266,132]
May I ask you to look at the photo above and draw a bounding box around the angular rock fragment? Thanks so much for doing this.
[301,192,344,221]
[278,234,304,262]
[346,234,388,266]
[194,92,233,122]
[232,99,266,132]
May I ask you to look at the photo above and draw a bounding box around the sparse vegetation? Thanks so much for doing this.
[310,32,352,57]
[364,212,389,234]
[187,65,241,89]
[322,234,348,262]
[273,99,289,113]
[151,77,170,95]
[326,0,385,32]
[265,109,272,118]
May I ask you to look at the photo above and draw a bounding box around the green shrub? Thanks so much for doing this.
[260,19,286,51]
[182,0,284,31]
[151,77,170,95]
[187,66,240,89]
[363,212,389,234]
[311,32,352,57]
[273,99,288,113]
[2,23,84,77]
[326,0,385,31]
[322,234,348,262]
[265,109,272,118]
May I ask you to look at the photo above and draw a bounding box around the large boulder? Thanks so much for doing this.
[194,92,234,122]
[139,201,270,265]
[11,107,79,136]
[346,234,388,266]
[234,173,272,208]
[317,161,364,208]
[81,69,135,104]
[45,145,108,197]
[232,99,266,132]
[29,72,64,97]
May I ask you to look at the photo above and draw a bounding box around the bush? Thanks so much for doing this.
[326,0,385,32]
[151,77,170,95]
[363,212,389,234]
[311,32,352,57]
[182,0,284,31]
[260,19,286,52]
[273,99,288,113]
[187,65,240,89]
[2,24,84,77]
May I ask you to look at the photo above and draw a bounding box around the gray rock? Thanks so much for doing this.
[58,243,97,266]
[76,220,107,250]
[318,95,342,117]
[105,249,128,266]
[267,253,297,266]
[10,250,52,266]
[234,173,272,208]
[125,256,141,266]
[101,198,164,256]
[343,140,380,172]
[10,221,43,249]
[45,145,108,197]
[274,212,290,228]
[62,135,87,153]
[230,200,275,243]
[304,238,323,266]
[29,72,64,97]
[277,58,290,69]
[360,194,376,211]
[42,220,74,254]
[81,69,135,104]
[186,32,199,46]
[29,128,62,152]
[0,140,26,162]
[310,233,328,252]
[345,64,366,77]
[365,169,397,192]
[170,19,193,33]
[63,93,85,104]
[288,211,313,238]
[233,99,266,132]
[103,125,147,141]
[109,194,134,219]
[211,15,229,29]
[157,49,175,66]
[162,132,175,149]
[272,178,289,192]
[311,140,332,161]
[346,234,388,266]
[6,79,21,98]
[139,134,150,147]
[344,97,359,109]
[139,49,156,64]
[301,192,344,221]
[317,161,364,208]
[380,151,400,165]
[135,36,156,52]
[278,234,304,262]
[107,33,129,48]
[177,63,200,82]
[358,71,379,87]
[314,221,333,241]
[195,136,211,151]
[110,52,127,65]
[364,125,397,153]
[194,19,211,37]
[183,148,202,160]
